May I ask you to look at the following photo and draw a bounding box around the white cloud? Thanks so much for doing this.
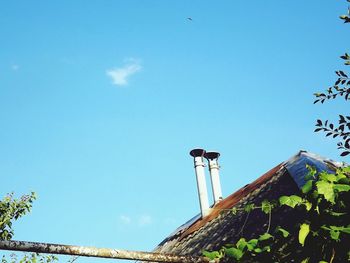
[164,217,177,225]
[138,214,152,227]
[106,58,142,86]
[11,64,19,71]
[118,213,152,227]
[119,215,131,224]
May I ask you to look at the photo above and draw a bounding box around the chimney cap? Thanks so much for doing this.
[204,151,220,160]
[190,148,206,157]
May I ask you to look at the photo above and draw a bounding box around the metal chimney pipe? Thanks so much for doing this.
[190,148,210,218]
[204,151,223,204]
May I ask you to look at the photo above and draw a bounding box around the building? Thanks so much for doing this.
[151,150,343,261]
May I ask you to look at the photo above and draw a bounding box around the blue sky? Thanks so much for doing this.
[0,1,349,262]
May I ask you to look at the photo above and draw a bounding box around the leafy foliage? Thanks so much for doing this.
[0,193,70,263]
[0,192,36,240]
[203,166,350,262]
[313,70,350,104]
[313,2,350,156]
[1,253,58,263]
[313,68,350,157]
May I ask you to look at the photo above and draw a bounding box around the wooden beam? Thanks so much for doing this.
[0,240,209,263]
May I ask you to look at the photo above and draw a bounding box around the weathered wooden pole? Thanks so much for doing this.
[0,240,209,263]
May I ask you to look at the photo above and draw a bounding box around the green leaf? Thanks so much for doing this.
[276,227,290,238]
[202,250,221,260]
[333,184,350,192]
[303,200,312,211]
[321,225,331,231]
[253,246,270,253]
[316,181,335,203]
[236,238,247,250]
[305,164,317,180]
[254,248,262,253]
[329,211,346,216]
[244,204,255,212]
[315,205,320,214]
[262,246,271,252]
[261,200,272,214]
[330,229,340,241]
[258,233,273,241]
[290,195,303,203]
[279,195,303,208]
[341,166,350,174]
[340,226,350,234]
[335,169,347,181]
[225,247,243,260]
[246,239,258,251]
[326,225,350,234]
[299,223,310,246]
[279,196,289,205]
[231,207,238,215]
[302,180,313,194]
[319,172,337,183]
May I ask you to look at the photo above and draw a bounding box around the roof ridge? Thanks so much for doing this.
[284,150,344,188]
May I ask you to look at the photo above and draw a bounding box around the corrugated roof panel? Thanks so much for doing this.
[285,150,344,188]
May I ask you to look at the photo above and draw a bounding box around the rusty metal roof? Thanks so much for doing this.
[152,151,343,258]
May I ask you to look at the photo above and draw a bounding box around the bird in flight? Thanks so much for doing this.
[187,17,193,21]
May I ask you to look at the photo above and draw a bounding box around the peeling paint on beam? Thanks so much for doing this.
[0,240,208,263]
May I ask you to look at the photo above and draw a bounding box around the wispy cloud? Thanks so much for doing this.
[164,217,177,225]
[118,214,152,227]
[138,215,152,227]
[11,64,19,71]
[119,215,131,225]
[106,58,142,86]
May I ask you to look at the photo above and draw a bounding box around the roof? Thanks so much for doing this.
[152,151,343,258]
